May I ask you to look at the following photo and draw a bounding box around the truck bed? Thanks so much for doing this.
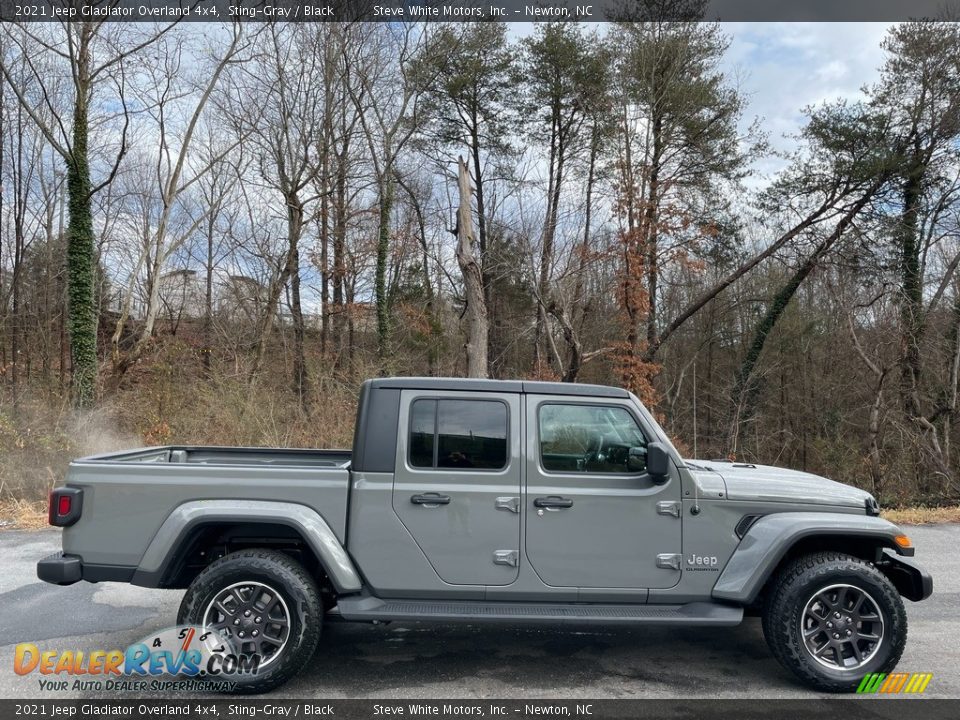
[79,445,352,469]
[60,445,353,572]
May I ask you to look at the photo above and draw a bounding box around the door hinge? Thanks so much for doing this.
[495,496,520,513]
[493,550,519,567]
[656,501,682,518]
[656,553,682,571]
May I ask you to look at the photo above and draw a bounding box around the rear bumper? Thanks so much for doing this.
[37,553,82,585]
[879,548,933,602]
[37,553,135,586]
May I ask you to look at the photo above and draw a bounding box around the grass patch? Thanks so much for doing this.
[882,506,960,525]
[0,499,48,530]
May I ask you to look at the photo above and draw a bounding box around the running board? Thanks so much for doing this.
[334,597,743,626]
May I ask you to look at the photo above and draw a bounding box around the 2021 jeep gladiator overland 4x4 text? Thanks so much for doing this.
[38,377,932,693]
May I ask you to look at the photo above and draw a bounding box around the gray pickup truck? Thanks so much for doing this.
[39,377,931,693]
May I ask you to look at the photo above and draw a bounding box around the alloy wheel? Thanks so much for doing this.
[203,581,291,668]
[800,583,884,670]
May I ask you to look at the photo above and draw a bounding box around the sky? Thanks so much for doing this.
[511,21,895,183]
[719,22,895,180]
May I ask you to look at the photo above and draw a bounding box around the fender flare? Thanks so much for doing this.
[711,512,907,605]
[131,499,363,593]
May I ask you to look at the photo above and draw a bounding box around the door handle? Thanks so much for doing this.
[533,496,574,509]
[410,493,451,506]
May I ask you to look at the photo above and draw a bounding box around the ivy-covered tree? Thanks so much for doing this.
[0,20,174,407]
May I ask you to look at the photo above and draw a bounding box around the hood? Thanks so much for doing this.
[685,460,873,509]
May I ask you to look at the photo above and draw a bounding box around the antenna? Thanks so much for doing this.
[692,360,698,459]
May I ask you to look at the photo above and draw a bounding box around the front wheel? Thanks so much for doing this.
[178,549,323,694]
[762,551,907,692]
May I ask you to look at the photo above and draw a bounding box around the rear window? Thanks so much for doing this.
[409,399,508,470]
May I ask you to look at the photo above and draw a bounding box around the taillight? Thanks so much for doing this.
[48,487,83,527]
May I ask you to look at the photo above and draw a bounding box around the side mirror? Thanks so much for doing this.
[645,442,671,483]
[627,446,647,472]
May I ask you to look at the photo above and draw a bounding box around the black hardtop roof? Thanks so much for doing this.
[366,376,629,398]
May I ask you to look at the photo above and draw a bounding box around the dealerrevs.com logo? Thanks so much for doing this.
[13,626,260,693]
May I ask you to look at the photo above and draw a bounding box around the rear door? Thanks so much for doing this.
[524,395,682,589]
[392,390,521,586]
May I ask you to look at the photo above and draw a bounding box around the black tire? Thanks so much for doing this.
[761,551,907,692]
[178,549,323,694]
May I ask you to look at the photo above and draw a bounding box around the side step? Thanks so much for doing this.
[335,597,743,626]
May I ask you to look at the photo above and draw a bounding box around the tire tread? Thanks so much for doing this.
[178,548,323,695]
[761,551,907,692]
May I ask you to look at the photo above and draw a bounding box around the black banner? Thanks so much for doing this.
[0,0,954,23]
[4,700,960,720]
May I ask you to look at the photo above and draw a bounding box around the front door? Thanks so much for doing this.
[524,395,682,589]
[393,390,521,586]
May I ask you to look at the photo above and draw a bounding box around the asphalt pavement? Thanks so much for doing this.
[1,525,957,699]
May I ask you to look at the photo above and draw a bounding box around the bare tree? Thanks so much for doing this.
[344,23,436,366]
[0,19,177,406]
[456,158,488,378]
[237,24,333,410]
[109,24,248,379]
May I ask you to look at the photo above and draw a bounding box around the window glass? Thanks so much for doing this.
[437,401,508,469]
[539,404,647,474]
[409,399,436,468]
[408,399,508,470]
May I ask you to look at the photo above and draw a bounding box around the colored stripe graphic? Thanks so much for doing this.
[857,672,932,694]
[857,673,886,693]
[881,673,908,693]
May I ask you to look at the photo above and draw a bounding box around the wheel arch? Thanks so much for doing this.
[131,500,363,594]
[712,512,910,606]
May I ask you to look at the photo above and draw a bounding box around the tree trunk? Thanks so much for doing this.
[374,178,393,370]
[0,72,5,376]
[249,263,289,382]
[10,101,26,403]
[469,119,492,376]
[456,158,489,379]
[645,114,663,349]
[562,127,600,383]
[319,184,329,358]
[203,212,214,373]
[899,152,925,418]
[287,197,310,412]
[66,30,98,408]
[396,173,441,376]
[374,177,394,365]
[332,132,348,364]
[536,127,567,375]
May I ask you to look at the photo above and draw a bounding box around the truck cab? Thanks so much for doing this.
[347,378,684,599]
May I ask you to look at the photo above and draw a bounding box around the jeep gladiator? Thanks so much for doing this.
[38,377,932,693]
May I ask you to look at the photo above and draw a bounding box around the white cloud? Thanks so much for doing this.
[720,22,895,183]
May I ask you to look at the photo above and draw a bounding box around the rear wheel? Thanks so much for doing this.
[762,551,907,692]
[178,549,322,694]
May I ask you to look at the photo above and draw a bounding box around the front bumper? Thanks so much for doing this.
[879,548,933,602]
[37,552,82,585]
